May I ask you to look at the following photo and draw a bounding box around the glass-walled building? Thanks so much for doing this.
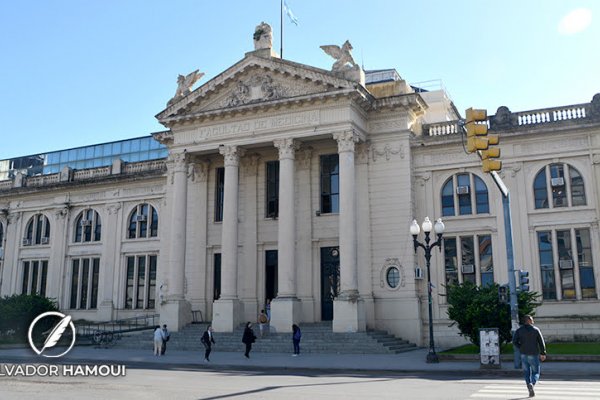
[0,134,168,180]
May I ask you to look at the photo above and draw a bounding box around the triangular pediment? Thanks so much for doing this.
[156,54,361,125]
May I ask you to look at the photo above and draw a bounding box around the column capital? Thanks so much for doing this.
[167,151,188,173]
[106,203,122,215]
[219,145,246,167]
[333,131,361,153]
[273,138,300,160]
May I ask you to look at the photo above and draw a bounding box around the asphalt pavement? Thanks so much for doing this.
[1,346,598,378]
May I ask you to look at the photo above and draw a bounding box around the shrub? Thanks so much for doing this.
[446,282,540,346]
[0,294,59,338]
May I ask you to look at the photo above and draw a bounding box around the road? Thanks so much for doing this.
[2,367,600,400]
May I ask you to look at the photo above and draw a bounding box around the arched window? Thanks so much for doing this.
[74,209,102,243]
[23,214,50,246]
[441,173,489,217]
[128,203,158,239]
[533,163,587,209]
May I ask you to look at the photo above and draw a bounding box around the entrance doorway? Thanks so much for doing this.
[265,250,278,304]
[320,246,340,321]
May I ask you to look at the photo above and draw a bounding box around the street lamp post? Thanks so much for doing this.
[410,217,445,364]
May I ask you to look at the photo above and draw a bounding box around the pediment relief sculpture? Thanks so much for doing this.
[222,74,288,107]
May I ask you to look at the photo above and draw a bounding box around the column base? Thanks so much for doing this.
[160,299,192,332]
[270,297,301,333]
[212,298,241,332]
[333,296,365,332]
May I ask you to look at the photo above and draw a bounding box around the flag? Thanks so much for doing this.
[284,0,299,25]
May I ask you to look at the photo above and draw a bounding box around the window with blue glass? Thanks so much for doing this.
[265,161,279,218]
[320,154,339,214]
[74,209,102,243]
[215,168,225,222]
[128,204,158,239]
[444,234,494,287]
[441,173,489,217]
[537,228,596,301]
[24,214,50,246]
[533,163,586,209]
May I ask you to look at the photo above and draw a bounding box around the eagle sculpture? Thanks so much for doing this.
[168,69,204,105]
[320,40,358,71]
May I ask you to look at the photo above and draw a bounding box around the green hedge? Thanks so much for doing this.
[0,294,59,338]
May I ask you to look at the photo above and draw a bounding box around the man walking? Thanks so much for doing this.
[201,325,215,362]
[513,315,547,397]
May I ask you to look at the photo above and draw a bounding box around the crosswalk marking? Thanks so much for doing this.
[470,381,600,399]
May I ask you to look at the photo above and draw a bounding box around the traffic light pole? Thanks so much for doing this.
[490,171,521,368]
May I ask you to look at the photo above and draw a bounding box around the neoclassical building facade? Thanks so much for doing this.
[1,27,599,347]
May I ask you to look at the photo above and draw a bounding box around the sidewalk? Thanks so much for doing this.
[1,346,599,378]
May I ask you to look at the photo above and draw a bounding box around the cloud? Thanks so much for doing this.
[558,8,592,35]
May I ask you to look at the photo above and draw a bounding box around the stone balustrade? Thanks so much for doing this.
[0,159,166,191]
[424,100,597,137]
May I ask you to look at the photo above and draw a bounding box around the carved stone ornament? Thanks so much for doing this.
[55,206,70,219]
[167,152,188,173]
[490,106,516,130]
[372,143,404,161]
[7,212,21,224]
[380,258,405,290]
[188,159,210,182]
[333,131,360,153]
[355,142,370,165]
[153,131,174,146]
[223,75,288,107]
[253,22,273,50]
[219,145,246,167]
[107,203,122,215]
[320,40,358,72]
[242,153,261,176]
[274,138,299,160]
[168,69,205,106]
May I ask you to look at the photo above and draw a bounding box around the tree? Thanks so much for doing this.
[446,282,540,346]
[0,294,59,337]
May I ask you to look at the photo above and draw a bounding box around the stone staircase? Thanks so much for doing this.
[114,322,417,354]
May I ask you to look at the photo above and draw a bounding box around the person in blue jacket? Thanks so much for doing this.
[292,324,302,356]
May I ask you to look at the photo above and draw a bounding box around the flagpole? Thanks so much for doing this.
[280,0,284,58]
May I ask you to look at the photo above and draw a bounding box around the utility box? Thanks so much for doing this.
[480,328,501,369]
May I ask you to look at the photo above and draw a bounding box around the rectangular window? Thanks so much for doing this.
[215,167,225,222]
[461,236,476,284]
[550,164,567,208]
[457,174,472,215]
[21,260,48,296]
[556,229,575,299]
[265,161,279,218]
[69,257,100,310]
[320,154,339,214]
[443,238,458,287]
[537,231,556,300]
[125,254,157,309]
[479,235,494,286]
[576,229,596,299]
[213,253,221,300]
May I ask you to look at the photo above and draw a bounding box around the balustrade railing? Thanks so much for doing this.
[26,174,60,187]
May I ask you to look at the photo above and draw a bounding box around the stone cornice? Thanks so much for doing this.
[372,93,427,116]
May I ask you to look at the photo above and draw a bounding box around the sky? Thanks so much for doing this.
[1,0,599,160]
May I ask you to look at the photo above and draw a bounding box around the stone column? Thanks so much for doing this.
[241,154,260,322]
[271,138,301,333]
[97,203,121,321]
[332,131,365,332]
[1,212,20,296]
[161,151,192,330]
[48,205,70,303]
[212,145,245,332]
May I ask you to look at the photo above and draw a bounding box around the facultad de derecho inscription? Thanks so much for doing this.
[190,110,320,142]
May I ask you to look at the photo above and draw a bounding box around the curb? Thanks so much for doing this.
[439,354,600,362]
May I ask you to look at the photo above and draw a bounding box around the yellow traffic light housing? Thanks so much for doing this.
[465,108,489,154]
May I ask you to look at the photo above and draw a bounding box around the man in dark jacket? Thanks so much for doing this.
[513,315,547,397]
[201,326,215,362]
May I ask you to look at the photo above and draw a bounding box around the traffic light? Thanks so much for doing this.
[481,133,502,172]
[465,108,489,154]
[519,270,530,292]
[498,285,508,304]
